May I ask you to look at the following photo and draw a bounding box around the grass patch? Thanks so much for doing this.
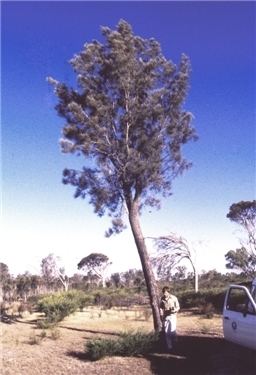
[49,328,61,340]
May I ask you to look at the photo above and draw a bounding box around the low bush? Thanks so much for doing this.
[86,338,121,360]
[37,290,88,324]
[118,331,159,356]
[86,331,159,361]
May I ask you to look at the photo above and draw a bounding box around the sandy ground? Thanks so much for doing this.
[1,307,255,375]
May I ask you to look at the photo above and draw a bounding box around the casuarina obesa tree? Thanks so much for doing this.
[48,20,197,331]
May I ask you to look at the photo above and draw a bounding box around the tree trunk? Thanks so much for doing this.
[194,270,198,293]
[102,276,106,288]
[128,199,162,332]
[0,285,3,303]
[191,262,198,293]
[64,282,69,292]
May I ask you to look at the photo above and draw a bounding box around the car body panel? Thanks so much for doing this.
[223,282,256,351]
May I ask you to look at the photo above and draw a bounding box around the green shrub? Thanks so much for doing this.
[86,338,121,361]
[118,331,159,356]
[37,290,88,324]
[86,331,159,361]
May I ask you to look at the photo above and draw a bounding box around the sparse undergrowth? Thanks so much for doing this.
[3,308,254,375]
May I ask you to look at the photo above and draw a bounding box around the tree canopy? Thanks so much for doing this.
[41,253,69,291]
[0,262,10,283]
[78,253,110,287]
[48,19,196,235]
[152,233,198,292]
[78,253,109,270]
[225,247,256,278]
[49,19,196,331]
[226,200,256,277]
[227,200,256,245]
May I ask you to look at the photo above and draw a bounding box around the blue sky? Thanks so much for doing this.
[1,1,255,277]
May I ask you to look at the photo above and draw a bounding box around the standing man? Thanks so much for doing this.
[160,286,180,352]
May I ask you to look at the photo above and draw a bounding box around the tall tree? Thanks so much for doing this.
[0,262,11,302]
[227,200,256,250]
[77,253,111,287]
[41,253,69,291]
[110,272,122,288]
[48,20,196,331]
[225,247,256,278]
[16,272,33,302]
[226,200,256,277]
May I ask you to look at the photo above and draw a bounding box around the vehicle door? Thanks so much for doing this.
[223,285,256,350]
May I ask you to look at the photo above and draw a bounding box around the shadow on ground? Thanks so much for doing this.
[147,335,256,375]
[67,334,256,375]
[59,324,121,336]
[0,313,19,324]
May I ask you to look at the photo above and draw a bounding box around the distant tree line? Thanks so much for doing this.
[0,256,146,303]
[0,260,249,305]
[1,199,254,305]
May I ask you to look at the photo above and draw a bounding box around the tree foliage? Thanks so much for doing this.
[152,233,198,292]
[227,200,256,248]
[48,19,196,234]
[225,247,256,278]
[0,262,10,283]
[41,253,69,291]
[226,200,256,277]
[16,272,33,301]
[48,19,196,330]
[0,262,12,302]
[78,253,111,287]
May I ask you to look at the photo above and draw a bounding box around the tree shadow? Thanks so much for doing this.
[1,311,44,326]
[65,333,256,375]
[147,335,256,375]
[0,314,18,324]
[66,350,91,362]
[59,324,121,337]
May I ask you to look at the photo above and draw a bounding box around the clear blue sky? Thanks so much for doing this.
[1,1,255,277]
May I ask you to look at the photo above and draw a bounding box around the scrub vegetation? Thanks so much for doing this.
[2,302,255,375]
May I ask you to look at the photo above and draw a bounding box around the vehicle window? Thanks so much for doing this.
[226,287,256,315]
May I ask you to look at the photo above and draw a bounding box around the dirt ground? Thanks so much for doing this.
[1,307,256,375]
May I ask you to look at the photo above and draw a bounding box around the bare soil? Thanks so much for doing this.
[1,307,255,374]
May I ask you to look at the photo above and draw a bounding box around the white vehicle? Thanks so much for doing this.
[223,278,256,350]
